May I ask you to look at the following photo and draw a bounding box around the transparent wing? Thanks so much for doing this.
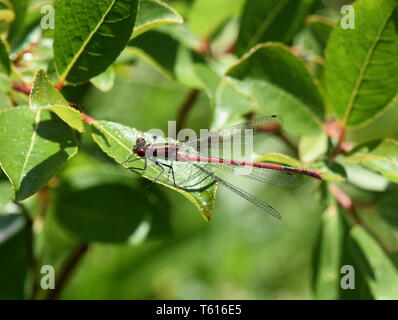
[191,163,281,219]
[213,163,299,188]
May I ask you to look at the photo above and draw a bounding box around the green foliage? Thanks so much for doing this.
[324,0,398,127]
[7,0,29,44]
[0,214,28,299]
[1,0,398,300]
[133,0,183,38]
[224,43,324,135]
[0,107,78,201]
[236,0,319,55]
[54,0,139,84]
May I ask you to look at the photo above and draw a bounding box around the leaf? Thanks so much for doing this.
[216,43,324,135]
[378,191,398,229]
[344,138,398,184]
[321,166,346,182]
[90,120,217,220]
[194,63,222,102]
[306,15,335,53]
[127,31,178,79]
[30,70,69,110]
[299,133,328,163]
[0,214,28,299]
[0,38,10,92]
[59,152,173,241]
[0,107,78,201]
[44,105,85,133]
[29,70,84,132]
[128,30,204,88]
[188,0,244,38]
[0,181,12,212]
[0,38,10,75]
[339,224,374,300]
[351,226,398,299]
[132,0,183,38]
[90,66,116,92]
[8,0,28,44]
[324,0,398,127]
[256,153,302,167]
[54,183,149,243]
[236,0,319,56]
[312,204,344,299]
[0,1,15,35]
[228,43,324,119]
[54,0,139,84]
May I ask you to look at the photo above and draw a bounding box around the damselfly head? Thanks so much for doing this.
[133,138,147,157]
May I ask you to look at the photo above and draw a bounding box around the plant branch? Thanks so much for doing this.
[176,89,200,132]
[46,244,89,300]
[12,82,31,95]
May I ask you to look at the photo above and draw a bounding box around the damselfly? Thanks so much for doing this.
[124,115,322,219]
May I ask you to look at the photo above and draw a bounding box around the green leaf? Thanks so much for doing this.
[351,226,398,299]
[43,105,85,133]
[216,43,324,135]
[0,181,12,213]
[341,162,389,192]
[0,38,10,75]
[90,66,116,92]
[313,204,344,299]
[30,69,69,110]
[30,70,84,132]
[0,107,78,201]
[339,224,374,300]
[0,214,28,299]
[228,43,324,119]
[8,0,28,44]
[256,153,302,167]
[299,133,328,163]
[344,138,398,184]
[0,38,10,92]
[378,191,398,229]
[193,63,222,102]
[127,31,178,79]
[54,183,148,243]
[59,151,173,241]
[236,0,319,56]
[306,15,335,53]
[54,0,139,84]
[0,1,15,35]
[324,0,398,127]
[90,120,217,220]
[188,0,244,38]
[132,0,183,38]
[128,30,204,88]
[321,166,346,182]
